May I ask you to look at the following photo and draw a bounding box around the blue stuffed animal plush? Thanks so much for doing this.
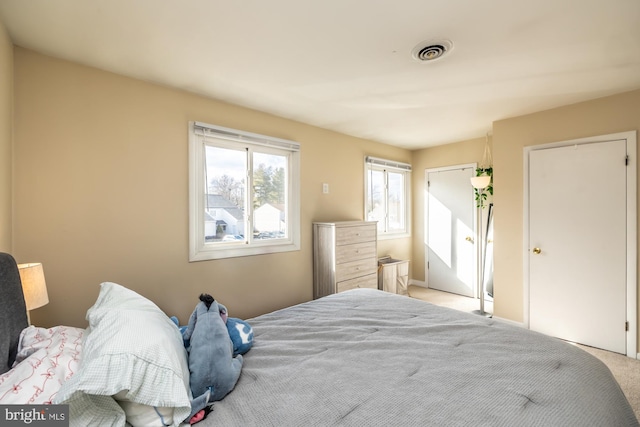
[182,294,243,422]
[226,317,254,356]
[171,307,253,357]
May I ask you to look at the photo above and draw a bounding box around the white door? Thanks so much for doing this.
[426,166,476,297]
[528,140,627,353]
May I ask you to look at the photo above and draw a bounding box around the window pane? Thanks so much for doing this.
[190,121,300,261]
[388,171,405,231]
[367,169,385,230]
[253,151,287,240]
[205,145,246,243]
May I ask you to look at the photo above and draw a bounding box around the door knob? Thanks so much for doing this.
[465,236,474,243]
[532,247,542,255]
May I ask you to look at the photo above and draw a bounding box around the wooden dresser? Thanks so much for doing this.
[313,221,378,299]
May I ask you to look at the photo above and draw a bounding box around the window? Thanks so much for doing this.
[189,121,300,261]
[365,156,411,239]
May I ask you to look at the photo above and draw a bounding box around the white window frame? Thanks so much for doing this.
[364,156,412,239]
[189,121,300,261]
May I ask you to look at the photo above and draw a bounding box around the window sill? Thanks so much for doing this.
[377,232,411,241]
[189,240,300,261]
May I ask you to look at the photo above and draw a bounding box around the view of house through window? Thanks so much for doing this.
[205,146,288,242]
[365,156,411,238]
[190,121,300,261]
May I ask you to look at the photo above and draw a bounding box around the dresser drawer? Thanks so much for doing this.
[336,258,377,282]
[336,241,377,264]
[335,224,376,246]
[337,273,378,293]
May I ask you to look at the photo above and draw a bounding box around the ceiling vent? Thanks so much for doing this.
[411,39,453,62]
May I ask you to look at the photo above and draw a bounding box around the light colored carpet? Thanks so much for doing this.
[408,285,481,313]
[407,285,640,421]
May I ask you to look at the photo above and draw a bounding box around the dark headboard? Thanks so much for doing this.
[0,252,28,374]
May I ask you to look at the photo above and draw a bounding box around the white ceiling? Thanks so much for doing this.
[1,0,639,149]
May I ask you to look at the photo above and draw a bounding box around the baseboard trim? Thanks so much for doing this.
[409,279,427,288]
[492,316,525,328]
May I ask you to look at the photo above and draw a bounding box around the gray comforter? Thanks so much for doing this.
[201,288,638,426]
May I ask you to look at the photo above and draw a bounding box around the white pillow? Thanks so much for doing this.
[55,282,191,427]
[114,390,175,427]
[0,325,84,404]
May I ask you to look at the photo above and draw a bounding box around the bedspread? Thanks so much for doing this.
[200,288,638,427]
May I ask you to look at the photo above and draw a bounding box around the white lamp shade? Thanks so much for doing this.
[18,263,49,311]
[470,175,491,189]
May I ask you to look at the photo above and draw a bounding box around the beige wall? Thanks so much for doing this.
[411,90,640,345]
[492,90,640,330]
[410,137,488,282]
[10,43,640,342]
[12,48,411,327]
[0,20,11,252]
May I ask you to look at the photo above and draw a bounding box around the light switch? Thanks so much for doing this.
[322,183,329,194]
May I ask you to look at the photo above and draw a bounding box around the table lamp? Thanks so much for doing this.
[18,262,49,323]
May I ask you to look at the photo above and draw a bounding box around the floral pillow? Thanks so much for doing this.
[0,325,84,404]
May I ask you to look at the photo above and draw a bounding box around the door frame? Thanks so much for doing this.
[523,131,637,358]
[425,163,478,297]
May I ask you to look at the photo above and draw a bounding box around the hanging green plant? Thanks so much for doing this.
[472,132,493,208]
[474,167,493,208]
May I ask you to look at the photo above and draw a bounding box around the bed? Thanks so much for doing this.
[1,252,638,426]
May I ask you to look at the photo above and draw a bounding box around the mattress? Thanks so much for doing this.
[200,288,638,426]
